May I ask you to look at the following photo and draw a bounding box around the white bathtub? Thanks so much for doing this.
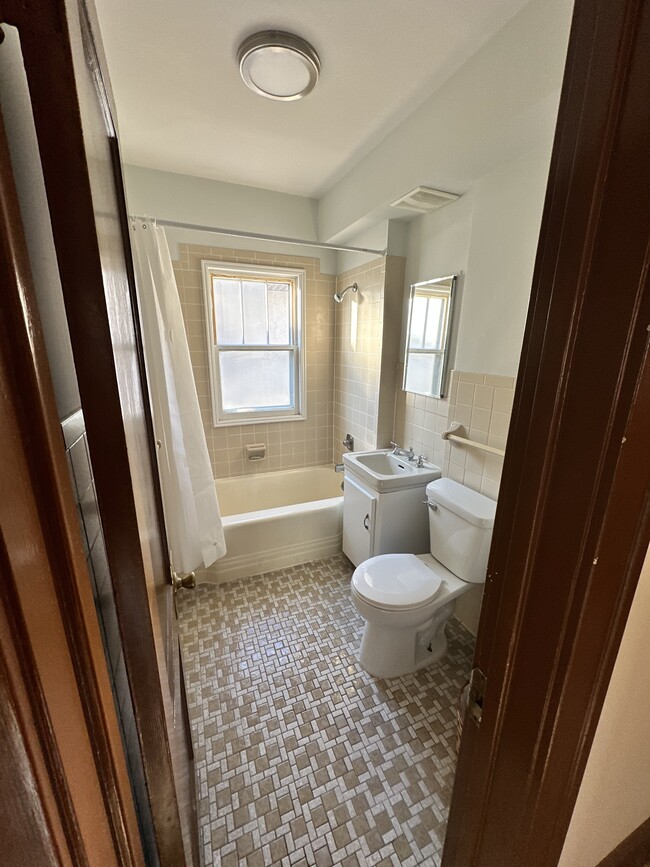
[197,466,344,583]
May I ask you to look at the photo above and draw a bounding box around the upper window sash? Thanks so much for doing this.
[201,260,306,426]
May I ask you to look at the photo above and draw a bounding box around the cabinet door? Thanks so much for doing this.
[343,475,377,567]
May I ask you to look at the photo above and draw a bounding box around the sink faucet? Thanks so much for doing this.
[390,442,415,460]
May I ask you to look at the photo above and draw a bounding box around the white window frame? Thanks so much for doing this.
[201,260,306,426]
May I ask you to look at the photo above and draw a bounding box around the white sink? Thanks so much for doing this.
[343,449,441,492]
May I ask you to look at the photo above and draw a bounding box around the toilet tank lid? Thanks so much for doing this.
[426,478,496,528]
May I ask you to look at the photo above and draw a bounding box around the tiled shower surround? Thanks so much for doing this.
[177,555,474,866]
[172,244,335,479]
[333,256,406,464]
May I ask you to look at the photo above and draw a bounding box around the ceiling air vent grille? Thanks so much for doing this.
[391,186,459,214]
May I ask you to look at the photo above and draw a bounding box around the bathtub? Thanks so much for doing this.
[197,466,344,583]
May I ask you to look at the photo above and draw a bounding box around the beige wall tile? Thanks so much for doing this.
[470,406,491,432]
[457,382,475,406]
[398,368,516,501]
[489,410,511,438]
[473,384,495,410]
[484,374,515,388]
[493,386,515,414]
[459,371,485,384]
[332,256,400,463]
[174,243,335,479]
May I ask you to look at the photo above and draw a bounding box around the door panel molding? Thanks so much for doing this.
[444,1,650,864]
[0,535,81,867]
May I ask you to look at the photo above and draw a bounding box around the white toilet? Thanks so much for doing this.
[351,478,496,678]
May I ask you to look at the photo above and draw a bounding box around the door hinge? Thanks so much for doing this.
[468,666,487,726]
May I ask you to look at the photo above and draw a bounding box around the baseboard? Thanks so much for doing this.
[597,816,650,867]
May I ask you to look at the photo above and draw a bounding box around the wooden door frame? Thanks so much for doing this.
[444,0,650,863]
[0,83,144,866]
[0,0,190,864]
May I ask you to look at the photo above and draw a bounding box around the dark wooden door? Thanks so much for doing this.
[0,0,198,864]
[443,1,650,864]
[0,90,145,867]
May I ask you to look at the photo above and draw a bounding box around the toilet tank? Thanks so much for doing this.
[426,479,496,583]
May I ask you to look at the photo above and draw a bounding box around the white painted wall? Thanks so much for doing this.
[456,143,553,375]
[318,0,573,244]
[559,545,650,867]
[125,164,318,237]
[123,164,339,269]
[404,193,475,299]
[402,143,552,378]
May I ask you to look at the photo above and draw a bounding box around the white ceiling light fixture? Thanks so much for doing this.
[238,31,321,101]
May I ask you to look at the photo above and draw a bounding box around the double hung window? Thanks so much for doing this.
[202,261,305,425]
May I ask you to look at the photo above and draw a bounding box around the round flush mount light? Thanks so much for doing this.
[237,31,320,101]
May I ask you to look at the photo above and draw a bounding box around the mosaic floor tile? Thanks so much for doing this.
[177,554,475,866]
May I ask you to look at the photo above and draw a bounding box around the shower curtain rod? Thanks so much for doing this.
[129,215,386,256]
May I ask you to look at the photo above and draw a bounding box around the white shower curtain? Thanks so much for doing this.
[130,219,226,573]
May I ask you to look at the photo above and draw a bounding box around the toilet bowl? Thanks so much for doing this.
[351,479,496,678]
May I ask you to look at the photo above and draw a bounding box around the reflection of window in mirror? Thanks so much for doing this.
[403,275,457,398]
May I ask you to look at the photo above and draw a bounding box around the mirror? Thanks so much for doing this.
[403,274,457,398]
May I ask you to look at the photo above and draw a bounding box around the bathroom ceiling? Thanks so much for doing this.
[94,0,532,199]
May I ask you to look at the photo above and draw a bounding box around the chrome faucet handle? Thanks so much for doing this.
[416,455,428,468]
[389,441,400,453]
[406,446,416,461]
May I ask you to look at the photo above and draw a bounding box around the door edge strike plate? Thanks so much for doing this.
[468,666,487,726]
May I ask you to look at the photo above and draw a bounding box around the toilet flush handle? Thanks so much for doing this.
[422,500,437,511]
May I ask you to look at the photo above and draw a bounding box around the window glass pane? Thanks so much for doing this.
[404,351,443,395]
[408,295,427,348]
[213,278,243,345]
[220,350,293,411]
[423,296,446,350]
[242,280,268,345]
[267,282,291,344]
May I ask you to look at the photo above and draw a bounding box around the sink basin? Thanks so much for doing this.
[354,452,416,476]
[343,449,441,492]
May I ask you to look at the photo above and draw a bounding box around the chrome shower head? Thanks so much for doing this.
[334,282,358,303]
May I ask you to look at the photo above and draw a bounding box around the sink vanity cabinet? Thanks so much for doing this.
[342,450,441,566]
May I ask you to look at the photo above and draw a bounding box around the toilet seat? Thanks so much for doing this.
[352,553,442,610]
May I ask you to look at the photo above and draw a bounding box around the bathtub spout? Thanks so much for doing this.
[335,463,344,473]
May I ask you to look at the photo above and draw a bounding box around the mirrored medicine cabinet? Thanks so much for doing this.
[403,274,457,398]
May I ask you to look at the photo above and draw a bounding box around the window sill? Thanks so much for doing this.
[212,414,307,428]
